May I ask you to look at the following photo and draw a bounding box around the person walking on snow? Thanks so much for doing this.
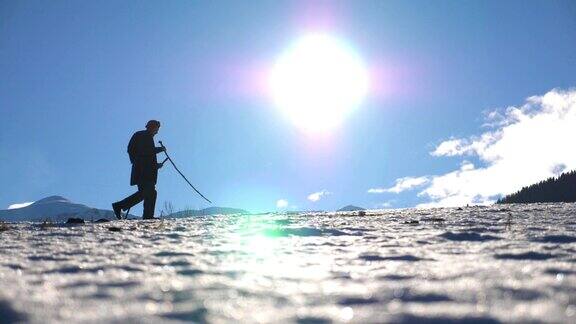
[112,120,166,219]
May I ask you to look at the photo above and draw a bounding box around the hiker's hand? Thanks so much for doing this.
[160,146,166,152]
[157,163,164,169]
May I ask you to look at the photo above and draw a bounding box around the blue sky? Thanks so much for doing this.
[1,1,576,214]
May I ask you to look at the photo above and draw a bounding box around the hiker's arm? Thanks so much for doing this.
[130,133,159,158]
[137,135,164,156]
[157,157,168,169]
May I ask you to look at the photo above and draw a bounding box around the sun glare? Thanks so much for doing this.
[270,34,369,133]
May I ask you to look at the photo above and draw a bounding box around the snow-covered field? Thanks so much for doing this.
[1,203,575,323]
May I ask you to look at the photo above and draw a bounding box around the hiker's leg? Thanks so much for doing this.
[140,182,157,218]
[116,190,143,210]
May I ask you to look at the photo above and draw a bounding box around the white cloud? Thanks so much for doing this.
[431,133,499,158]
[415,88,576,208]
[368,176,430,194]
[431,139,468,156]
[276,199,288,208]
[8,201,34,209]
[307,190,331,202]
[460,161,475,171]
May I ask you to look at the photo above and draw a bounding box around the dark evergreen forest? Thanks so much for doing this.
[497,170,576,204]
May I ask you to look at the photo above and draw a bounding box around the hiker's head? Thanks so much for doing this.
[146,120,161,135]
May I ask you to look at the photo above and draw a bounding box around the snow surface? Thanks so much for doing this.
[0,203,575,323]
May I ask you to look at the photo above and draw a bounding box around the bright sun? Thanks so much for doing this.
[270,34,369,133]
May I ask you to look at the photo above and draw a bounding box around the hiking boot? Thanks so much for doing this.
[112,202,123,220]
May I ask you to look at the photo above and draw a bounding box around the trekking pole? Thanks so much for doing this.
[158,141,212,204]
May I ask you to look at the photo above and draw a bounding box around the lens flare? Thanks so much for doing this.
[270,34,369,133]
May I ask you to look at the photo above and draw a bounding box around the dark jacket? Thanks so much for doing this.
[128,130,163,185]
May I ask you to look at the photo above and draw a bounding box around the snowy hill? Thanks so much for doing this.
[337,205,366,212]
[0,195,116,222]
[0,195,249,222]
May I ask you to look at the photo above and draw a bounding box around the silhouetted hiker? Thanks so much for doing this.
[112,120,166,219]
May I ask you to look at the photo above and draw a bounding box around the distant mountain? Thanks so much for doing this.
[1,195,249,222]
[337,205,366,212]
[497,170,576,204]
[0,195,116,222]
[169,207,248,218]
